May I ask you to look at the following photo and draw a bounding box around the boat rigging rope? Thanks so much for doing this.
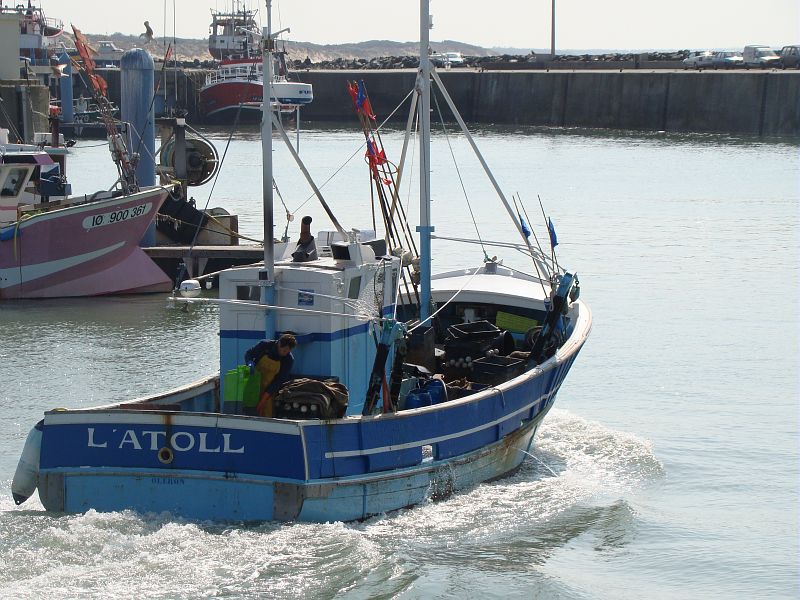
[125,122,160,167]
[171,296,376,322]
[406,265,482,333]
[0,98,23,142]
[181,66,258,262]
[431,92,489,262]
[273,180,291,229]
[513,193,551,298]
[157,212,264,244]
[289,89,415,215]
[274,284,366,311]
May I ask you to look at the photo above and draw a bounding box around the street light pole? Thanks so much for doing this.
[550,0,556,60]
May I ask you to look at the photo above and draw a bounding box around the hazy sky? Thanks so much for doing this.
[47,0,798,50]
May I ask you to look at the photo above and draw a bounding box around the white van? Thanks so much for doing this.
[743,45,781,68]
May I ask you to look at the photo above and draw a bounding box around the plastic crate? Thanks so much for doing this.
[446,320,499,340]
[470,355,525,385]
[444,338,492,361]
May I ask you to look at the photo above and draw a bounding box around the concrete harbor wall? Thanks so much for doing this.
[0,80,49,142]
[298,70,800,137]
[71,68,800,137]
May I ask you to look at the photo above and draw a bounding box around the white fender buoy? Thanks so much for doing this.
[179,279,202,298]
[12,421,43,505]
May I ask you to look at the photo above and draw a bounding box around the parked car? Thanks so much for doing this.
[443,52,465,66]
[711,51,743,69]
[682,51,715,69]
[431,52,465,67]
[742,45,781,68]
[779,45,800,68]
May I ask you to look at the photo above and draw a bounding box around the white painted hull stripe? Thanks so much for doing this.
[44,411,301,435]
[324,392,550,458]
[0,241,125,288]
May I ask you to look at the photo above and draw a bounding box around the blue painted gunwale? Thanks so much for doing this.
[35,300,590,520]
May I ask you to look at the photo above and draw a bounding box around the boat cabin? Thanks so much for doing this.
[219,239,401,415]
[0,129,72,224]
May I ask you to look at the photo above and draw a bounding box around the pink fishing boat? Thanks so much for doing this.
[0,132,171,299]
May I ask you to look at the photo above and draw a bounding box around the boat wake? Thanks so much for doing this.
[356,408,663,534]
[0,410,662,598]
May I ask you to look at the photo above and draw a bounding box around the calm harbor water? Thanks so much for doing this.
[0,124,797,599]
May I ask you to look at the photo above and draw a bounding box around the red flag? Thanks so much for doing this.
[90,73,108,97]
[356,81,376,120]
[347,81,359,108]
[71,25,96,72]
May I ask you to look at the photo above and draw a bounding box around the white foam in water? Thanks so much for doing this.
[355,409,663,544]
[0,411,660,598]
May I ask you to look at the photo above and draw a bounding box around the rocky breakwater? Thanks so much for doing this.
[290,55,420,70]
[287,51,691,71]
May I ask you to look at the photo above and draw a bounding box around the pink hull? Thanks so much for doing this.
[0,187,171,299]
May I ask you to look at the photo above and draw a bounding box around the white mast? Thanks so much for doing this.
[261,0,276,337]
[418,0,433,322]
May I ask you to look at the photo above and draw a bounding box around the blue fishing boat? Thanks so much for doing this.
[11,0,591,522]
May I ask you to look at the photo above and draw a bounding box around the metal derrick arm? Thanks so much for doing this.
[71,25,139,194]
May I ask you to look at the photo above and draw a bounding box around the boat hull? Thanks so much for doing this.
[38,415,541,522]
[0,187,171,298]
[200,79,313,123]
[33,299,589,522]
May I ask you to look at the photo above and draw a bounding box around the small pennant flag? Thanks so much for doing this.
[520,218,531,238]
[547,218,558,248]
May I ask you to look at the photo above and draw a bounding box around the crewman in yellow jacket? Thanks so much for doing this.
[244,333,297,417]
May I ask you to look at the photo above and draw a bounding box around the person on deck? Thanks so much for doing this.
[244,334,297,417]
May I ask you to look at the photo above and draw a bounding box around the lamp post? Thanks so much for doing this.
[550,0,556,60]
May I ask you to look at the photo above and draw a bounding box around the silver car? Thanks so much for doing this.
[682,51,715,69]
[711,51,743,69]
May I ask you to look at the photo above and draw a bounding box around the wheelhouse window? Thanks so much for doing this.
[348,276,362,299]
[236,285,260,301]
[0,168,28,197]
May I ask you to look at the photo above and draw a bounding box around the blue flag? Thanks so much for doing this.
[520,218,531,238]
[548,218,558,248]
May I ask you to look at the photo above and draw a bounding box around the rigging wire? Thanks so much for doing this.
[179,63,261,265]
[407,265,482,333]
[431,90,488,261]
[171,296,376,322]
[0,98,23,142]
[537,194,561,274]
[289,89,414,215]
[513,192,552,296]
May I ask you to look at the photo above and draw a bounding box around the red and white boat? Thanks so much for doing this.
[200,2,312,122]
[0,130,171,299]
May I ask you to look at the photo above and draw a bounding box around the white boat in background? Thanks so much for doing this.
[93,40,125,67]
[200,1,312,122]
[1,0,63,85]
[13,0,590,522]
